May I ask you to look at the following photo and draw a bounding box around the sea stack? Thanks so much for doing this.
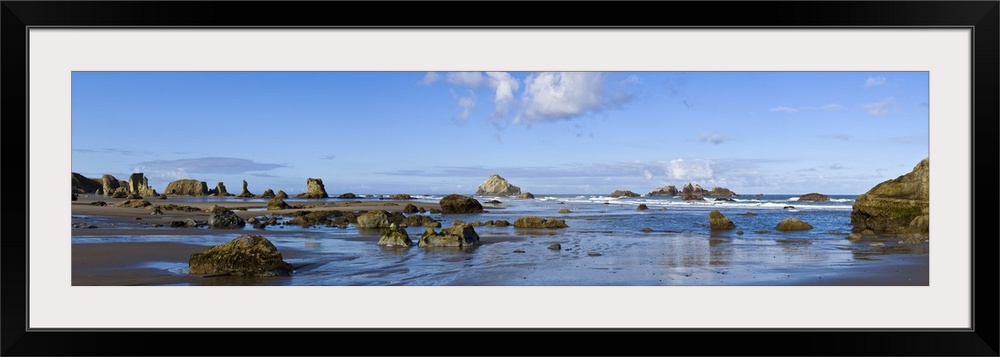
[850,158,929,237]
[295,178,329,198]
[475,174,522,196]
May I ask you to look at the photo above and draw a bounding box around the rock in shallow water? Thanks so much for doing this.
[188,235,292,276]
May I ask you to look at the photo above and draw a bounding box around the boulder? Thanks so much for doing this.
[259,189,276,198]
[402,214,440,227]
[71,172,103,194]
[337,193,357,199]
[775,218,814,231]
[516,192,535,199]
[390,194,414,200]
[439,194,484,214]
[475,174,522,196]
[709,210,736,230]
[648,185,678,197]
[377,224,413,247]
[850,158,929,236]
[418,223,480,247]
[609,190,640,198]
[164,179,209,196]
[188,235,292,276]
[798,193,830,202]
[208,207,246,229]
[356,210,391,229]
[402,204,420,214]
[295,178,329,198]
[266,197,291,210]
[237,180,256,198]
[513,216,568,229]
[637,204,649,210]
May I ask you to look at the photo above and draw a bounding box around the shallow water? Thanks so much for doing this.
[71,194,929,286]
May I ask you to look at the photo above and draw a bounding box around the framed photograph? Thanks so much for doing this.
[4,1,997,356]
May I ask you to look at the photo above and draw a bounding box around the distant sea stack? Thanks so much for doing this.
[798,193,830,202]
[475,174,521,197]
[648,184,735,198]
[295,178,329,198]
[850,158,929,237]
[164,179,210,196]
[609,190,640,198]
[648,185,678,197]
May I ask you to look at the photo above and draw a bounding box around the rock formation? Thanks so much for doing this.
[418,223,480,247]
[71,173,103,194]
[213,182,233,197]
[439,194,484,214]
[610,190,640,198]
[101,174,123,196]
[276,190,289,199]
[266,196,290,210]
[475,174,522,196]
[706,187,736,197]
[237,180,255,198]
[850,158,929,236]
[798,193,830,202]
[126,173,157,197]
[377,224,412,247]
[259,189,276,198]
[775,218,813,231]
[513,216,568,229]
[208,207,246,229]
[295,178,329,198]
[516,192,535,199]
[188,235,293,276]
[164,179,209,196]
[709,210,735,230]
[356,210,391,229]
[648,185,678,196]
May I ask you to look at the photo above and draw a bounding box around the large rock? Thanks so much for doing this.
[706,187,736,197]
[516,192,535,199]
[188,235,292,276]
[213,182,233,197]
[850,158,929,236]
[609,190,640,198]
[237,180,255,198]
[164,179,209,196]
[513,216,568,229]
[71,173,103,194]
[208,207,246,229]
[709,210,736,230]
[648,185,678,197]
[259,189,276,198]
[798,193,830,202]
[101,174,123,197]
[377,224,412,247]
[356,210,391,229]
[276,190,289,199]
[126,173,157,197]
[418,223,480,247]
[475,174,522,196]
[775,218,814,231]
[439,194,484,214]
[266,197,290,210]
[294,178,329,198]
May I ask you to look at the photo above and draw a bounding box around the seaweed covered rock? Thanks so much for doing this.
[850,158,929,236]
[295,178,329,198]
[609,190,640,198]
[513,216,568,229]
[475,174,522,197]
[709,210,736,230]
[798,193,830,202]
[267,196,291,210]
[377,224,412,247]
[164,179,209,196]
[208,207,246,229]
[775,218,814,231]
[439,194,484,214]
[188,235,292,276]
[418,223,480,247]
[356,210,391,229]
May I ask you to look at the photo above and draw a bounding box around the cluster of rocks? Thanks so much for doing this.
[647,183,736,200]
[72,172,158,198]
[708,209,813,232]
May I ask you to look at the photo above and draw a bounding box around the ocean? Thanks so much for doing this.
[71,193,930,286]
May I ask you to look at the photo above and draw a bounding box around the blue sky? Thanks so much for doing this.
[71,71,928,195]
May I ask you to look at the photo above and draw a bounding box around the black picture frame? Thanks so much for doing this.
[3,1,997,356]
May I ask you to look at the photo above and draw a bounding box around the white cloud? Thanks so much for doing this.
[830,164,844,170]
[420,72,440,85]
[664,159,714,181]
[446,72,486,87]
[820,103,845,111]
[643,169,654,180]
[486,72,519,121]
[450,89,477,121]
[862,97,894,116]
[515,72,615,124]
[698,134,725,144]
[769,106,799,113]
[864,76,887,87]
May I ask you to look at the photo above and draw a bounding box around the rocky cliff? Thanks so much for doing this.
[850,158,929,237]
[164,179,210,196]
